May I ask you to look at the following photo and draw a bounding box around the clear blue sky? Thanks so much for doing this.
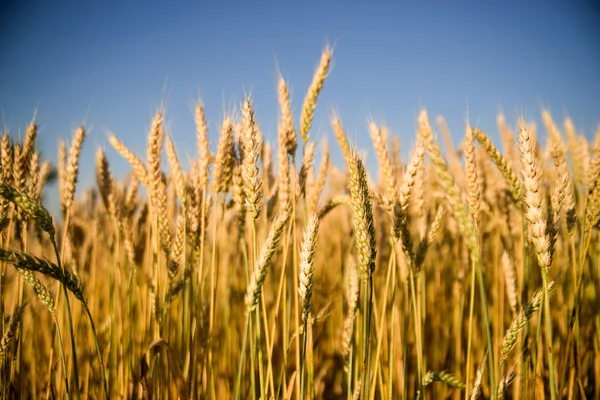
[1,1,599,212]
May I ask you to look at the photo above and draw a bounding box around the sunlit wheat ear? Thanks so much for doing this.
[300,46,332,145]
[519,120,553,271]
[213,117,235,195]
[25,152,39,200]
[62,126,85,214]
[36,161,52,202]
[1,134,12,175]
[14,121,37,193]
[1,304,25,357]
[332,116,352,167]
[165,136,187,210]
[393,140,425,250]
[318,194,351,220]
[415,204,445,269]
[469,352,487,400]
[146,112,172,252]
[195,102,211,190]
[298,141,316,197]
[0,184,55,237]
[419,110,479,260]
[422,371,466,389]
[56,139,67,204]
[368,121,396,207]
[564,116,589,187]
[498,280,555,371]
[541,109,566,152]
[496,368,516,400]
[147,112,165,199]
[231,155,247,228]
[17,268,55,312]
[496,113,518,164]
[586,144,600,231]
[245,204,290,312]
[108,133,150,189]
[472,128,522,206]
[277,141,291,209]
[169,216,185,282]
[263,141,275,195]
[96,148,117,219]
[550,141,576,233]
[12,143,23,192]
[307,140,330,214]
[341,258,359,367]
[298,213,320,321]
[187,160,201,233]
[241,97,263,219]
[0,249,85,302]
[464,124,481,224]
[413,136,427,224]
[124,174,139,211]
[347,152,376,280]
[501,250,519,315]
[278,76,297,158]
[277,79,293,208]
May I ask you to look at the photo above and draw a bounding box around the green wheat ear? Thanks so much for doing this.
[0,183,55,237]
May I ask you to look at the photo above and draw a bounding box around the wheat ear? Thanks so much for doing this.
[300,46,332,145]
[473,128,521,205]
[62,126,85,214]
[241,97,263,220]
[0,184,55,237]
[422,370,466,389]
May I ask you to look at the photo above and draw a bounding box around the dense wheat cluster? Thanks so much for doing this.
[1,48,599,399]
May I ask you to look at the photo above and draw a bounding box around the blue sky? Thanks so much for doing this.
[1,1,599,212]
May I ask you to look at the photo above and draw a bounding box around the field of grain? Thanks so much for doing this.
[0,47,599,399]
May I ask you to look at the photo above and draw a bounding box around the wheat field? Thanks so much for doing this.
[0,47,599,399]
